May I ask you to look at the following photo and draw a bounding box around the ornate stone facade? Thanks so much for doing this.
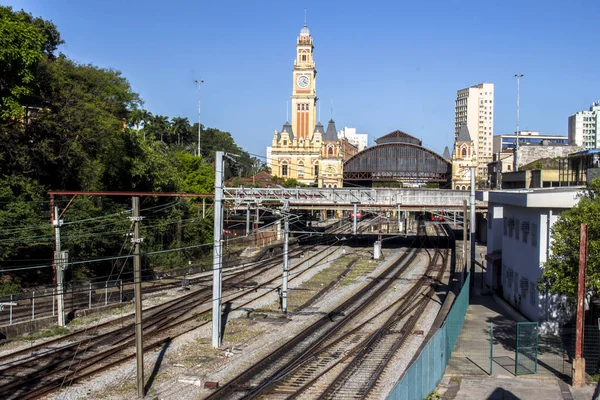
[269,24,357,188]
[452,122,477,190]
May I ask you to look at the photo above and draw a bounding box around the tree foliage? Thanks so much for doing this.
[541,178,600,301]
[0,7,259,289]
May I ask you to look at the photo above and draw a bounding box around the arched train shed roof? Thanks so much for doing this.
[343,142,451,184]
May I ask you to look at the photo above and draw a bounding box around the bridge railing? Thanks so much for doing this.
[223,187,483,207]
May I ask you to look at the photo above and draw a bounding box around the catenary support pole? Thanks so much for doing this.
[352,203,358,235]
[54,207,65,327]
[282,200,290,313]
[574,223,588,388]
[470,168,476,290]
[463,200,468,285]
[131,196,144,399]
[246,203,251,237]
[397,203,402,233]
[212,151,224,348]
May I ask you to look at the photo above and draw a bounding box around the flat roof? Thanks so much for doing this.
[484,186,584,208]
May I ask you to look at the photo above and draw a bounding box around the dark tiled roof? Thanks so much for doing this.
[375,130,421,146]
[280,121,294,141]
[313,121,325,134]
[324,119,338,141]
[456,122,471,142]
[443,146,451,160]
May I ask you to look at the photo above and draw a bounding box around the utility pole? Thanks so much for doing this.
[131,197,145,399]
[470,168,476,290]
[282,200,290,313]
[246,203,251,237]
[195,79,204,157]
[514,74,524,172]
[397,203,402,233]
[212,151,224,348]
[352,202,358,235]
[463,200,468,286]
[53,207,65,327]
[574,223,588,388]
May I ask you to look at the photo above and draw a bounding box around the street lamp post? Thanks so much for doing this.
[195,79,204,157]
[514,74,523,172]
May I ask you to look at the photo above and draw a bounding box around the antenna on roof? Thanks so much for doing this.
[330,98,333,119]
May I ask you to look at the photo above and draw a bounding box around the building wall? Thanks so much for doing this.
[486,192,579,333]
[493,132,569,154]
[455,83,494,178]
[568,102,600,150]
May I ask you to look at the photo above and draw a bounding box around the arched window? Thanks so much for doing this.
[328,146,333,156]
[333,184,338,188]
[461,148,467,157]
[461,185,466,190]
[455,185,460,190]
[298,161,304,177]
[314,162,319,177]
[281,162,288,177]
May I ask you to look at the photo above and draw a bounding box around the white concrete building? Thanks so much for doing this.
[493,131,569,154]
[481,187,583,332]
[455,83,494,179]
[337,127,368,151]
[569,101,600,150]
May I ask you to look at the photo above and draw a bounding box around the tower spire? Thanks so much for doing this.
[304,8,307,26]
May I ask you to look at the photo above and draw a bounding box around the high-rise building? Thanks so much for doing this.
[455,83,494,179]
[568,101,600,150]
[268,24,357,188]
[337,127,368,151]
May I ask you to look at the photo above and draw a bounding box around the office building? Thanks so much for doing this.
[568,101,600,150]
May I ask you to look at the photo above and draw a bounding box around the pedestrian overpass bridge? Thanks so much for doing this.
[224,187,486,211]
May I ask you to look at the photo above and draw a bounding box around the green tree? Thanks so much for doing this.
[541,178,600,301]
[0,6,57,120]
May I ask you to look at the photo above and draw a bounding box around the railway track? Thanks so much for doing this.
[0,232,355,399]
[203,221,438,400]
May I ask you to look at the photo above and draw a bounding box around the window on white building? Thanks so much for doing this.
[281,163,288,176]
[507,268,514,290]
[522,222,530,244]
[508,218,515,237]
[520,277,529,303]
[531,223,538,247]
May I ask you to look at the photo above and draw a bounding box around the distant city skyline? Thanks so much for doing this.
[5,0,600,159]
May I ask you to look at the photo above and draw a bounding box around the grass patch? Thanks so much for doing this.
[15,325,70,341]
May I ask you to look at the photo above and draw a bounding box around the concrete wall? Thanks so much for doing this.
[519,145,584,166]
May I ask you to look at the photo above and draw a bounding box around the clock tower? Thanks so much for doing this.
[291,24,317,141]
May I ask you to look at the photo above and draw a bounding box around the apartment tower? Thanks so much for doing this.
[568,101,600,150]
[455,83,494,179]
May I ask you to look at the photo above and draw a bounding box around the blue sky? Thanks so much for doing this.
[6,0,600,158]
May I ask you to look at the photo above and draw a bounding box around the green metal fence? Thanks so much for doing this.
[516,321,539,375]
[387,274,470,400]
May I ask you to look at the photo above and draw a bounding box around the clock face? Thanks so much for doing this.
[297,75,310,88]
